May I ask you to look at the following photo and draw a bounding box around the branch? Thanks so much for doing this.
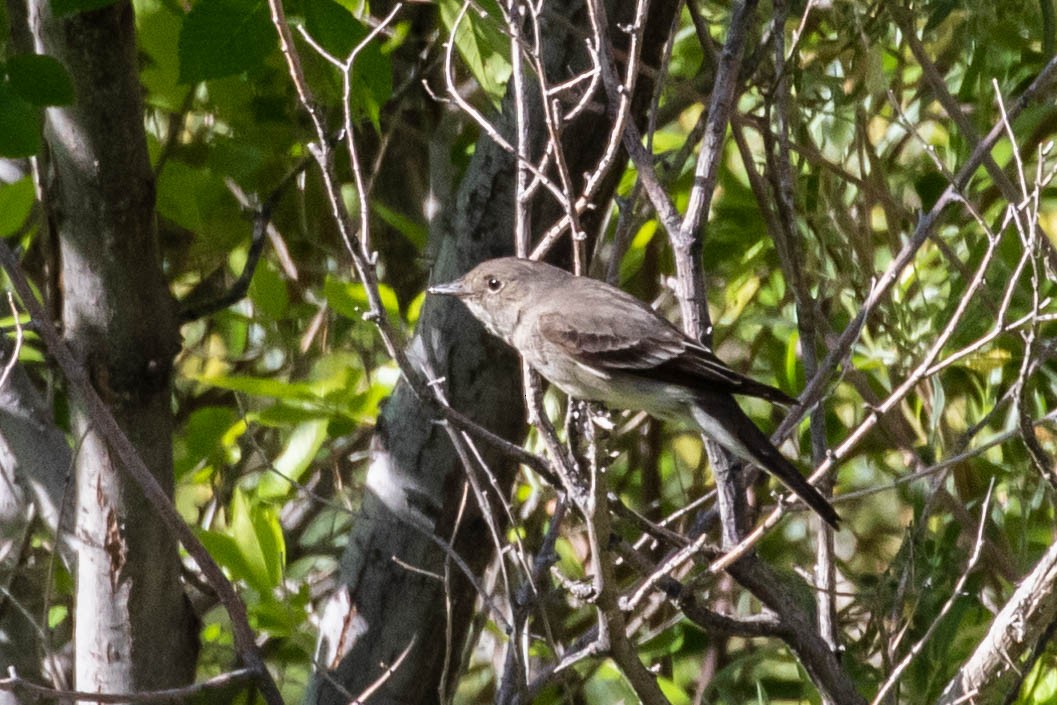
[574,416,671,705]
[936,535,1057,704]
[724,557,867,705]
[178,154,312,322]
[872,484,993,705]
[712,52,1057,569]
[0,667,254,704]
[610,537,785,638]
[0,242,284,705]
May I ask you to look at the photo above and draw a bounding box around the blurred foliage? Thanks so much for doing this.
[3,0,1057,702]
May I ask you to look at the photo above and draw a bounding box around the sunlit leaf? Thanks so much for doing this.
[324,276,401,322]
[228,489,285,592]
[0,177,36,237]
[437,0,511,104]
[405,291,425,325]
[658,676,692,705]
[193,373,322,401]
[259,419,329,498]
[48,605,69,629]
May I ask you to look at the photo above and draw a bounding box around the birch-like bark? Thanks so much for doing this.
[27,0,198,691]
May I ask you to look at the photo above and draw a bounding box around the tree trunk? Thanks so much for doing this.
[27,0,198,692]
[0,350,76,702]
[311,0,681,702]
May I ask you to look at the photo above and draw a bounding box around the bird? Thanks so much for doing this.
[428,257,840,528]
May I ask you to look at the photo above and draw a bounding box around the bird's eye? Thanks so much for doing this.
[486,277,503,292]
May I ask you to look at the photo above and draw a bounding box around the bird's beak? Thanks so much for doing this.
[427,278,469,297]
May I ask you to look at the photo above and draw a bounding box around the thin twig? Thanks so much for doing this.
[0,293,24,390]
[0,667,255,704]
[350,638,416,705]
[710,55,1057,567]
[870,482,994,705]
[0,242,283,705]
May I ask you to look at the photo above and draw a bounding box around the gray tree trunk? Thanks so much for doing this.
[311,0,680,702]
[0,351,76,703]
[27,0,198,692]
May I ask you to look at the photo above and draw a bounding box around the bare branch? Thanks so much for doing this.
[936,532,1057,704]
[872,484,993,705]
[0,243,284,705]
[0,667,255,704]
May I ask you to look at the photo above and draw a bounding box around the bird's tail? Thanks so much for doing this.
[689,395,840,529]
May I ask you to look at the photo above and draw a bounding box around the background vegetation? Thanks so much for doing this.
[1,0,1057,703]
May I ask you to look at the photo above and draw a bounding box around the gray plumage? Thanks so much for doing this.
[429,257,839,528]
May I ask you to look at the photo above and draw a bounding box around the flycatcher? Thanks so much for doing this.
[429,257,840,528]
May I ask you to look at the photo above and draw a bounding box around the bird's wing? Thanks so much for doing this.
[535,285,796,405]
[534,283,684,364]
[535,310,683,367]
[659,342,798,405]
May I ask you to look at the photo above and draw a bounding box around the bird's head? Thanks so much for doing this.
[428,257,568,340]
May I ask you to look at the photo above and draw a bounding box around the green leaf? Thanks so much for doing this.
[51,0,121,15]
[253,592,309,636]
[47,605,69,629]
[199,509,285,596]
[0,177,36,238]
[303,0,364,57]
[178,0,274,83]
[256,404,333,426]
[658,675,692,705]
[6,55,74,106]
[214,308,250,357]
[1025,646,1057,703]
[306,351,364,397]
[352,55,391,130]
[175,406,241,478]
[438,0,511,104]
[324,275,400,321]
[156,160,245,256]
[156,160,220,232]
[246,494,286,591]
[137,0,191,112]
[323,276,362,319]
[193,373,322,401]
[584,661,637,704]
[0,83,41,157]
[784,329,800,392]
[249,260,289,319]
[302,0,391,128]
[405,291,425,325]
[198,529,256,587]
[371,201,427,249]
[259,419,329,499]
[230,489,285,592]
[924,0,958,31]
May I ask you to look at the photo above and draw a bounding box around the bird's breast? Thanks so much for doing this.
[517,337,692,421]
